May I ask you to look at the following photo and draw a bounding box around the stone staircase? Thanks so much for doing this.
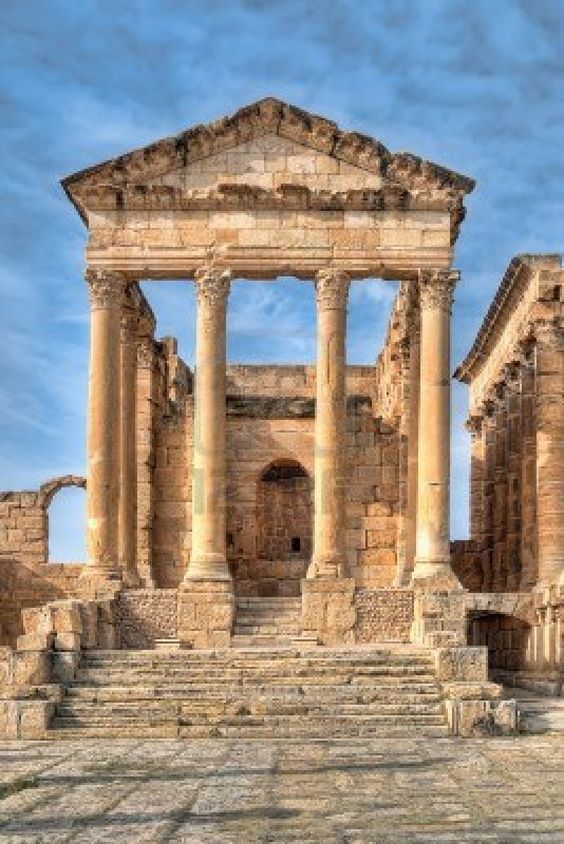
[232,596,313,647]
[46,646,449,739]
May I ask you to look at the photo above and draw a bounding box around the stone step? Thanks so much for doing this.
[57,694,444,711]
[80,651,434,667]
[45,722,448,740]
[62,683,441,704]
[52,710,446,729]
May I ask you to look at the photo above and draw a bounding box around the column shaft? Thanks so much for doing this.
[85,268,124,575]
[309,268,350,579]
[185,267,231,581]
[118,305,140,586]
[413,269,459,584]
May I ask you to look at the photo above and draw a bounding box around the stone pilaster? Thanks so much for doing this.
[466,414,484,546]
[534,319,564,587]
[135,307,157,588]
[308,267,350,579]
[505,363,522,591]
[83,267,126,579]
[395,310,420,586]
[118,302,140,587]
[519,342,538,589]
[481,402,496,592]
[184,267,231,582]
[492,384,508,592]
[412,269,460,587]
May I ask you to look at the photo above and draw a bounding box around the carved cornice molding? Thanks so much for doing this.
[315,268,350,310]
[418,269,459,312]
[63,97,474,198]
[63,98,474,246]
[85,267,127,309]
[455,254,562,383]
[194,266,231,308]
[74,183,465,216]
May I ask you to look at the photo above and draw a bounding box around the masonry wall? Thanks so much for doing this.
[0,488,85,646]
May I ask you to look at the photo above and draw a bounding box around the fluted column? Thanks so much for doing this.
[84,268,125,576]
[534,319,564,587]
[118,302,140,586]
[308,268,350,579]
[185,267,231,582]
[412,269,460,584]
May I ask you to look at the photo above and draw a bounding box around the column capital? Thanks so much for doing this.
[120,309,139,338]
[418,268,459,312]
[533,317,564,350]
[465,414,483,435]
[194,266,231,307]
[85,267,127,309]
[315,268,350,310]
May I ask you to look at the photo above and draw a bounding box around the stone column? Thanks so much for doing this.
[412,269,460,586]
[179,267,234,648]
[118,301,140,587]
[534,319,564,587]
[184,266,231,582]
[519,343,537,589]
[83,268,125,578]
[302,268,356,646]
[308,267,350,579]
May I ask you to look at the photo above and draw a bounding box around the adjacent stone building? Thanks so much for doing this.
[0,101,561,729]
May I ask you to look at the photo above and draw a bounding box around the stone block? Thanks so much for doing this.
[435,646,488,682]
[51,651,80,683]
[445,697,518,737]
[54,632,82,652]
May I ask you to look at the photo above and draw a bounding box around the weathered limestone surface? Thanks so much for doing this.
[0,737,563,840]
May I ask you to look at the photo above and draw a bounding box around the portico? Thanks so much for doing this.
[62,97,475,644]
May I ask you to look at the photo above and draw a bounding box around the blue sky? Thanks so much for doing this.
[1,0,562,559]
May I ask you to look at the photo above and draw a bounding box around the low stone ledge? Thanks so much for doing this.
[434,646,488,683]
[0,698,54,740]
[302,578,356,645]
[445,697,519,737]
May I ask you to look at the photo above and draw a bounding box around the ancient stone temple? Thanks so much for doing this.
[0,99,561,740]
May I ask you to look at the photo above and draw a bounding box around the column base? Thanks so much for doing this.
[183,554,231,583]
[306,556,349,580]
[301,578,356,645]
[178,579,234,649]
[411,558,462,591]
[78,566,122,600]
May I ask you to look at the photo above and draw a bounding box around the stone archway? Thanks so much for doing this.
[241,459,313,597]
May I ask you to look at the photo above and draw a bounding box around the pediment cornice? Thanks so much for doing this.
[62,97,474,238]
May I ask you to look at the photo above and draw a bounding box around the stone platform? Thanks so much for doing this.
[0,736,562,841]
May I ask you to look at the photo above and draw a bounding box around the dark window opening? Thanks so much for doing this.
[291,537,301,553]
[227,532,234,547]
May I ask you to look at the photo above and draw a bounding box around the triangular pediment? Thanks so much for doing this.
[62,97,474,228]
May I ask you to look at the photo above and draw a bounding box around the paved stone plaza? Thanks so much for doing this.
[0,736,562,842]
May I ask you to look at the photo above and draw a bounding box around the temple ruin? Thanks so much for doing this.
[0,99,561,739]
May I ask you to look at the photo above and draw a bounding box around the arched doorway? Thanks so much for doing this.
[251,459,313,596]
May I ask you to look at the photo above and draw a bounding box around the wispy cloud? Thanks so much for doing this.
[1,0,562,548]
